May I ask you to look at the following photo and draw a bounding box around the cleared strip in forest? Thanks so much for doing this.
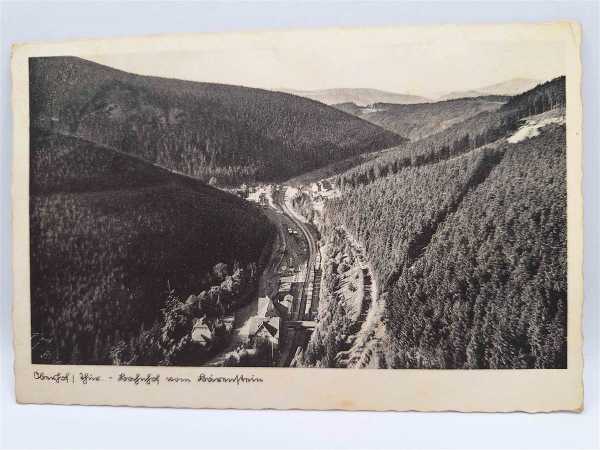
[338,89,565,191]
[339,109,537,190]
[385,147,506,291]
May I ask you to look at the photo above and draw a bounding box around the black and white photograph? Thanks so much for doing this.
[10,22,585,412]
[27,31,570,371]
[3,0,599,445]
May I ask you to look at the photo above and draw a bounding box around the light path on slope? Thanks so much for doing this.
[508,108,565,144]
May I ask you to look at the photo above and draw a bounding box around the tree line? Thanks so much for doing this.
[30,56,403,186]
[335,77,566,191]
[30,130,274,364]
[109,262,258,366]
[385,125,567,369]
[325,123,566,368]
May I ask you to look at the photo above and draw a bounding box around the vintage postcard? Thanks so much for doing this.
[12,23,583,411]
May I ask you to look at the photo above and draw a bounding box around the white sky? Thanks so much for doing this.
[86,26,567,98]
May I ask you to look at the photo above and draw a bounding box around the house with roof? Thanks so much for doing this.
[246,296,282,362]
[257,296,276,318]
[248,316,281,360]
[279,294,294,319]
[191,317,213,347]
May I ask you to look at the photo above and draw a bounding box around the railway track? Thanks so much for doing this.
[272,186,322,366]
[276,187,319,321]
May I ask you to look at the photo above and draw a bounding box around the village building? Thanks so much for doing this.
[191,317,213,347]
[248,316,281,360]
[279,294,294,318]
[247,296,281,361]
[256,296,276,317]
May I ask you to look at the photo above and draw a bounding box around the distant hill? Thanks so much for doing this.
[306,77,563,183]
[334,96,507,141]
[335,76,566,188]
[30,129,275,364]
[328,123,567,369]
[30,57,403,186]
[326,79,567,370]
[439,78,541,101]
[277,88,429,106]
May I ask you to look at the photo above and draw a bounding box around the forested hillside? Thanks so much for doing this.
[326,121,566,369]
[30,57,403,185]
[336,77,565,189]
[329,146,500,295]
[385,125,566,369]
[30,129,274,364]
[334,96,506,141]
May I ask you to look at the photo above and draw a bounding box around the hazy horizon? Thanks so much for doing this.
[274,79,551,99]
[85,27,566,99]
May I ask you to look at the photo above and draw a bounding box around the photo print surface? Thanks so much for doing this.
[13,24,583,411]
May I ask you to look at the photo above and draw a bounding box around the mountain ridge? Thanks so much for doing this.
[276,87,430,106]
[30,128,275,364]
[438,78,542,101]
[30,56,405,186]
[334,96,508,141]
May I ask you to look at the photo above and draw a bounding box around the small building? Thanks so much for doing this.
[249,316,281,354]
[255,317,280,345]
[257,296,276,318]
[280,294,294,318]
[191,317,213,347]
[248,297,281,361]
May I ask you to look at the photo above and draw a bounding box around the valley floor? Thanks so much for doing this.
[225,180,387,368]
[207,185,315,366]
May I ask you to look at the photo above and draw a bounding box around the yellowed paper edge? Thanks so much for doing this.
[12,22,583,412]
